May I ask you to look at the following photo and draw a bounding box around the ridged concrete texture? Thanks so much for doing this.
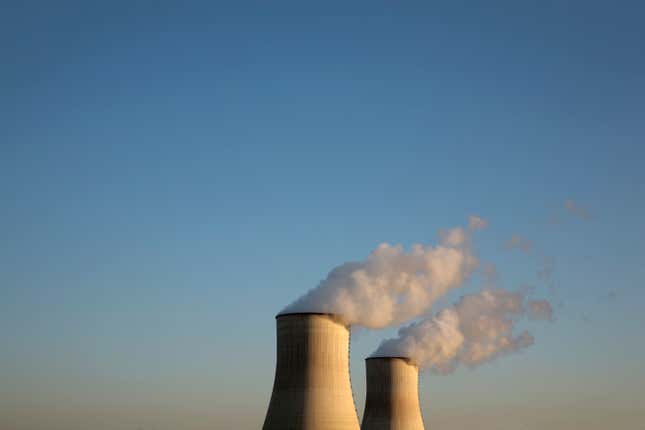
[361,357,425,430]
[262,313,360,430]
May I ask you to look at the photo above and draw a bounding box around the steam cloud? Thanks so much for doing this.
[505,234,533,253]
[281,214,555,372]
[527,299,554,320]
[468,215,488,231]
[373,288,552,372]
[281,218,484,328]
[501,231,558,295]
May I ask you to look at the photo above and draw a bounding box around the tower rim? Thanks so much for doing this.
[275,311,338,318]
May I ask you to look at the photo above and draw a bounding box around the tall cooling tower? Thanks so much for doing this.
[262,312,360,430]
[361,357,425,430]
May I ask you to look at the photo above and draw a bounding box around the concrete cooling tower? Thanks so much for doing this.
[361,357,425,430]
[262,312,360,430]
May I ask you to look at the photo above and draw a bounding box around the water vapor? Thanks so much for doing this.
[527,299,554,321]
[372,288,552,372]
[504,234,533,253]
[500,230,557,294]
[468,215,488,231]
[281,217,485,328]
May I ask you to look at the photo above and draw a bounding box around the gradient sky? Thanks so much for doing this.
[2,2,644,430]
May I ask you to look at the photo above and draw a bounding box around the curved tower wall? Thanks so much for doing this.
[361,357,425,430]
[262,313,360,430]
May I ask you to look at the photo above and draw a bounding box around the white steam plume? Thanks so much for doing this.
[281,217,485,328]
[373,289,552,372]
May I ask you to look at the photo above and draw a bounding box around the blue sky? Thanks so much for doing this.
[2,2,644,429]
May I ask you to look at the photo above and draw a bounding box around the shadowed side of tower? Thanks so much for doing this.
[361,357,425,430]
[263,312,360,430]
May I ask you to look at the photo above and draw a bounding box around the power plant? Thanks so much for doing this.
[262,312,361,430]
[361,357,425,430]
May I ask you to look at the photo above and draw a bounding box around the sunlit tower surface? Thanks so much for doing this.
[361,357,425,430]
[262,312,360,430]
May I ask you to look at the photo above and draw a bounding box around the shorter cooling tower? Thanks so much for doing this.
[361,357,425,430]
[262,312,360,430]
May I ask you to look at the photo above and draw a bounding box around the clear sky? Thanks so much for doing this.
[2,2,644,430]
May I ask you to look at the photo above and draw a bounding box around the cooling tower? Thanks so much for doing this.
[262,312,360,430]
[361,357,425,430]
